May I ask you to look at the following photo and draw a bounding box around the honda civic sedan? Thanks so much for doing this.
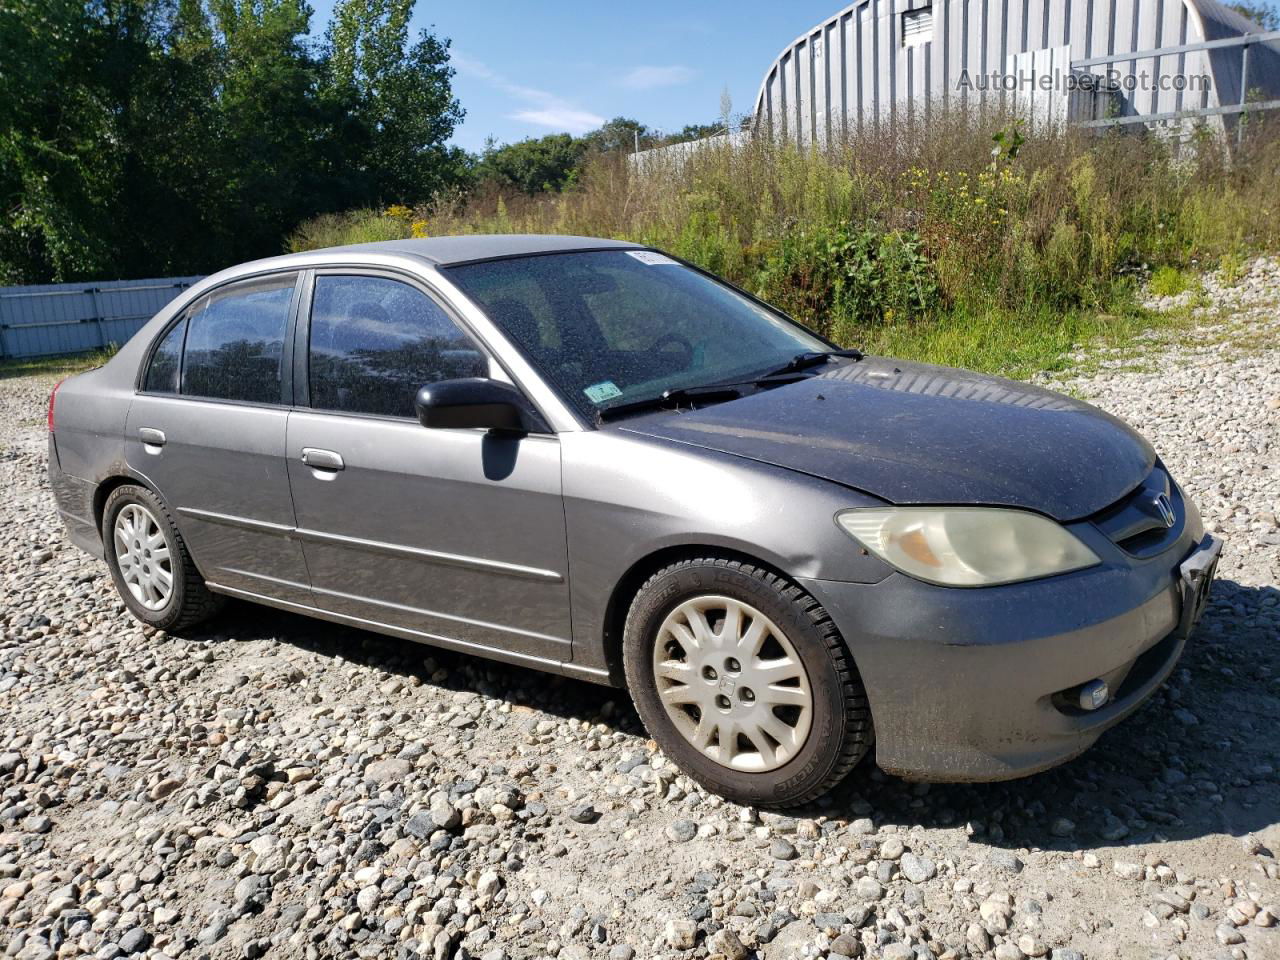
[47,235,1222,806]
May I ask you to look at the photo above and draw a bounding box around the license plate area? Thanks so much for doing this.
[1177,534,1223,637]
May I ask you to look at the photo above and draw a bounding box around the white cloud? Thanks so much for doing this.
[511,109,608,133]
[453,52,605,135]
[621,65,696,90]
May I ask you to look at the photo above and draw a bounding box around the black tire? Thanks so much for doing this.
[623,557,872,808]
[102,484,222,631]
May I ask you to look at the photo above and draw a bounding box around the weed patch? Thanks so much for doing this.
[290,111,1280,379]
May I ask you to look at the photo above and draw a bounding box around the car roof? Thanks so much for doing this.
[316,234,644,266]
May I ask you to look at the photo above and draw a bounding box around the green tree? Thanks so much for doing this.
[205,0,323,260]
[1,0,466,283]
[322,0,465,205]
[473,134,587,194]
[660,121,728,146]
[581,117,656,154]
[0,0,117,282]
[1228,3,1279,29]
[118,0,235,275]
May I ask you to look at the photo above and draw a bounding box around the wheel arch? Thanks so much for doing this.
[93,473,158,534]
[601,544,828,686]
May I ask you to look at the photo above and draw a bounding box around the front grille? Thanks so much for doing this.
[1091,464,1185,558]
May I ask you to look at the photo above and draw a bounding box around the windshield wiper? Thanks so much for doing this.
[757,348,864,379]
[597,383,743,421]
[595,350,863,422]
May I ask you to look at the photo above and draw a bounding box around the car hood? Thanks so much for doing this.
[619,358,1155,521]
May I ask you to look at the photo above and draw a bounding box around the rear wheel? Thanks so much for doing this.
[623,557,872,807]
[102,484,222,631]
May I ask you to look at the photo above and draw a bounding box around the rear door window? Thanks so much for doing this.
[307,275,489,418]
[181,273,296,404]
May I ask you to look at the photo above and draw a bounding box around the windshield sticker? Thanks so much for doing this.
[583,381,624,404]
[626,250,678,266]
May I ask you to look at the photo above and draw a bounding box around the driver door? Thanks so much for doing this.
[285,271,573,664]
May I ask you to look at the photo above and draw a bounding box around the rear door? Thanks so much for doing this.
[285,270,573,664]
[124,271,311,604]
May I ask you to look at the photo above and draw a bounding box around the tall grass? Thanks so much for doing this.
[291,110,1280,377]
[0,344,120,380]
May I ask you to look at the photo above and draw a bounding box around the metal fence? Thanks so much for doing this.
[1072,30,1280,131]
[0,276,203,360]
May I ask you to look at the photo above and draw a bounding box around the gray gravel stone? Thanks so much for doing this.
[900,852,936,883]
[567,803,598,824]
[665,818,697,843]
[830,932,863,957]
[664,917,697,949]
[117,928,149,954]
[988,850,1025,874]
[706,928,747,959]
[1113,861,1144,881]
[855,877,884,901]
[769,838,797,860]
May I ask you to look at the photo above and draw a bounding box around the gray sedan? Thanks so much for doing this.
[47,235,1223,806]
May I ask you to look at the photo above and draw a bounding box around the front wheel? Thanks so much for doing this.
[623,557,872,808]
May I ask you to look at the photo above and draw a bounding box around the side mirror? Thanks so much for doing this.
[415,378,542,433]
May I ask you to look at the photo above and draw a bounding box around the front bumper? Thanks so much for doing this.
[800,516,1221,782]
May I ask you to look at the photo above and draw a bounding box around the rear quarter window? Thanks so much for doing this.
[143,317,187,394]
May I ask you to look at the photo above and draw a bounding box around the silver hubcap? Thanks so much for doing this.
[114,503,173,611]
[652,595,813,773]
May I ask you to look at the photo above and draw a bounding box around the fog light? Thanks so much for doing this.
[1078,679,1110,711]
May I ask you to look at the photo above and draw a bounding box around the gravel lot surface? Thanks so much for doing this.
[1,259,1278,960]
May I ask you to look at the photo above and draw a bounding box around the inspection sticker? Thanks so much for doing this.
[583,380,624,403]
[626,250,678,266]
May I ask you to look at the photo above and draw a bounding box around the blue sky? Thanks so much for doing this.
[307,1,850,152]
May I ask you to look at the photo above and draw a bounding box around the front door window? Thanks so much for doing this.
[308,275,489,418]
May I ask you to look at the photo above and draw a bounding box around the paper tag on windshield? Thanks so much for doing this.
[627,250,678,266]
[583,381,623,404]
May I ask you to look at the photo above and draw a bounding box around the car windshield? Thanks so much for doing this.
[444,250,830,420]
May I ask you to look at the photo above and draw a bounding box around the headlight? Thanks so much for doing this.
[836,507,1100,587]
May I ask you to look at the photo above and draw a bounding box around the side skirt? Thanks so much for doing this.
[204,581,616,687]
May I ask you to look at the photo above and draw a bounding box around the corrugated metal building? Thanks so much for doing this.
[752,0,1280,141]
[0,276,201,360]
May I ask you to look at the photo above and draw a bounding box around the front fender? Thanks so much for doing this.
[560,430,893,674]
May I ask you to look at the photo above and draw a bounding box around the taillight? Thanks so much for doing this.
[48,378,66,432]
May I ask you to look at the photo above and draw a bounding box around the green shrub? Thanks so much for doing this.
[1218,251,1248,286]
[288,209,412,252]
[752,225,938,342]
[1148,265,1191,298]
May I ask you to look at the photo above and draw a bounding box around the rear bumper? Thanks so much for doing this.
[800,519,1217,782]
[48,435,103,558]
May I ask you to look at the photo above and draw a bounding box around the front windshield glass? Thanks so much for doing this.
[445,250,829,420]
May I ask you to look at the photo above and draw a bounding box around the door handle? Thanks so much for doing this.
[138,427,166,449]
[300,447,344,471]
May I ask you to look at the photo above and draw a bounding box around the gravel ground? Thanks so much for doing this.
[1,259,1278,960]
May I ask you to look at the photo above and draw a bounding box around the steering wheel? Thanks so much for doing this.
[651,332,696,370]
